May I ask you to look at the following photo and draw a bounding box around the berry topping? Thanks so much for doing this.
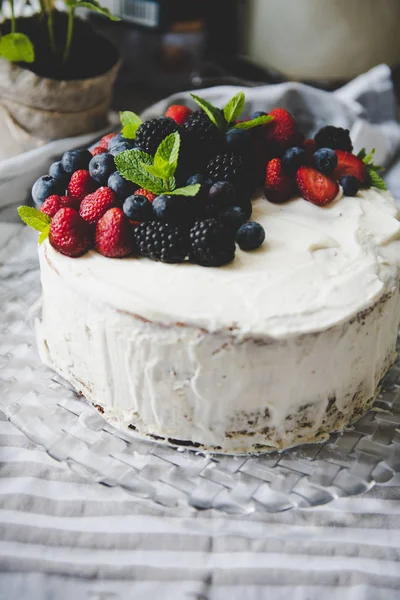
[208,181,236,209]
[89,153,116,185]
[91,145,108,156]
[189,218,235,267]
[49,161,69,185]
[332,150,368,183]
[135,117,180,155]
[312,148,338,174]
[134,221,188,263]
[109,141,135,156]
[165,104,193,125]
[225,128,251,156]
[249,110,268,120]
[67,170,97,201]
[40,194,80,217]
[95,208,133,258]
[282,146,306,173]
[153,194,187,223]
[79,187,116,225]
[236,222,265,250]
[296,166,339,206]
[184,110,226,165]
[219,206,247,232]
[99,133,117,147]
[262,108,299,151]
[123,194,154,221]
[314,125,353,152]
[205,152,244,189]
[264,158,295,204]
[340,175,360,197]
[108,133,127,151]
[108,171,138,199]
[135,188,156,202]
[49,207,93,257]
[32,175,64,206]
[61,149,92,174]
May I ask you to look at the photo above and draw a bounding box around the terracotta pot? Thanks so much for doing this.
[0,57,121,141]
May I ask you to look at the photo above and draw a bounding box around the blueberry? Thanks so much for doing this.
[89,153,115,185]
[123,194,154,221]
[31,175,64,206]
[225,128,251,154]
[312,148,338,174]
[234,200,252,221]
[208,181,236,209]
[153,194,186,223]
[249,110,267,120]
[108,171,138,198]
[219,206,246,232]
[108,133,126,150]
[61,149,92,173]
[109,141,135,156]
[282,146,306,173]
[340,175,360,196]
[186,174,206,186]
[49,160,69,185]
[236,222,265,251]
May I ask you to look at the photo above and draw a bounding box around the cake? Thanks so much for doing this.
[19,91,400,453]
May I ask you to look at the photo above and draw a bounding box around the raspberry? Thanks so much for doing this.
[95,207,133,258]
[40,194,80,218]
[79,187,116,225]
[49,208,93,257]
[135,117,180,155]
[133,221,188,263]
[67,170,97,201]
[314,126,353,152]
[189,218,235,267]
[91,145,107,156]
[205,152,245,190]
[165,104,193,125]
[135,188,156,202]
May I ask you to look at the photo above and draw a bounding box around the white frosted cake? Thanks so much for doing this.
[37,187,400,453]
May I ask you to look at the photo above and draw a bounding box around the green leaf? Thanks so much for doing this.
[154,132,180,176]
[168,184,201,197]
[167,176,176,191]
[0,33,35,63]
[223,91,245,125]
[190,93,224,130]
[357,148,367,161]
[141,162,168,179]
[368,169,387,190]
[362,148,375,165]
[65,0,121,20]
[114,149,164,194]
[18,206,51,232]
[233,115,273,130]
[39,225,50,245]
[120,111,142,139]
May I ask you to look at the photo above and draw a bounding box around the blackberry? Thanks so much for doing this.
[133,221,188,263]
[135,117,180,155]
[314,126,353,152]
[189,218,235,267]
[184,110,226,166]
[205,152,245,190]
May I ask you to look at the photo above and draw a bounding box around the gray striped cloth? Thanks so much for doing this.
[1,65,400,599]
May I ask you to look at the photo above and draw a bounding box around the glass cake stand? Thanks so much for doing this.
[2,228,400,514]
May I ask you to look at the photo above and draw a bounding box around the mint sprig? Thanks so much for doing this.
[120,111,142,139]
[18,206,51,244]
[357,147,387,191]
[190,91,273,133]
[114,131,200,197]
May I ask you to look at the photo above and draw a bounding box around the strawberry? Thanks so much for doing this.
[49,207,93,257]
[67,170,96,201]
[40,195,80,218]
[95,207,133,258]
[91,145,107,156]
[135,188,156,203]
[99,133,117,147]
[296,166,339,206]
[262,108,299,152]
[332,150,367,183]
[165,104,192,126]
[303,138,317,163]
[264,158,296,203]
[79,187,116,225]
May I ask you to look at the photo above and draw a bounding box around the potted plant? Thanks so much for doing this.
[0,0,121,141]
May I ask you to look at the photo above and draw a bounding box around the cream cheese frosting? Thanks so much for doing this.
[40,188,400,339]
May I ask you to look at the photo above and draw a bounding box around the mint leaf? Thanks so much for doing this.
[154,132,180,176]
[190,94,224,130]
[65,0,120,20]
[168,176,176,191]
[223,91,245,124]
[357,148,367,161]
[39,226,50,245]
[168,184,200,197]
[0,33,35,63]
[120,111,142,139]
[141,162,168,179]
[233,115,273,130]
[368,169,387,190]
[114,149,164,195]
[18,206,51,231]
[363,148,375,165]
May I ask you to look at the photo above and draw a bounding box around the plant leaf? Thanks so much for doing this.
[18,206,51,231]
[65,0,121,20]
[0,33,35,63]
[362,148,376,165]
[154,132,180,175]
[357,148,367,161]
[120,111,142,139]
[368,169,387,190]
[39,225,50,245]
[168,184,200,196]
[141,162,168,179]
[233,115,273,130]
[223,91,245,124]
[114,149,164,194]
[167,176,176,191]
[190,93,224,130]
